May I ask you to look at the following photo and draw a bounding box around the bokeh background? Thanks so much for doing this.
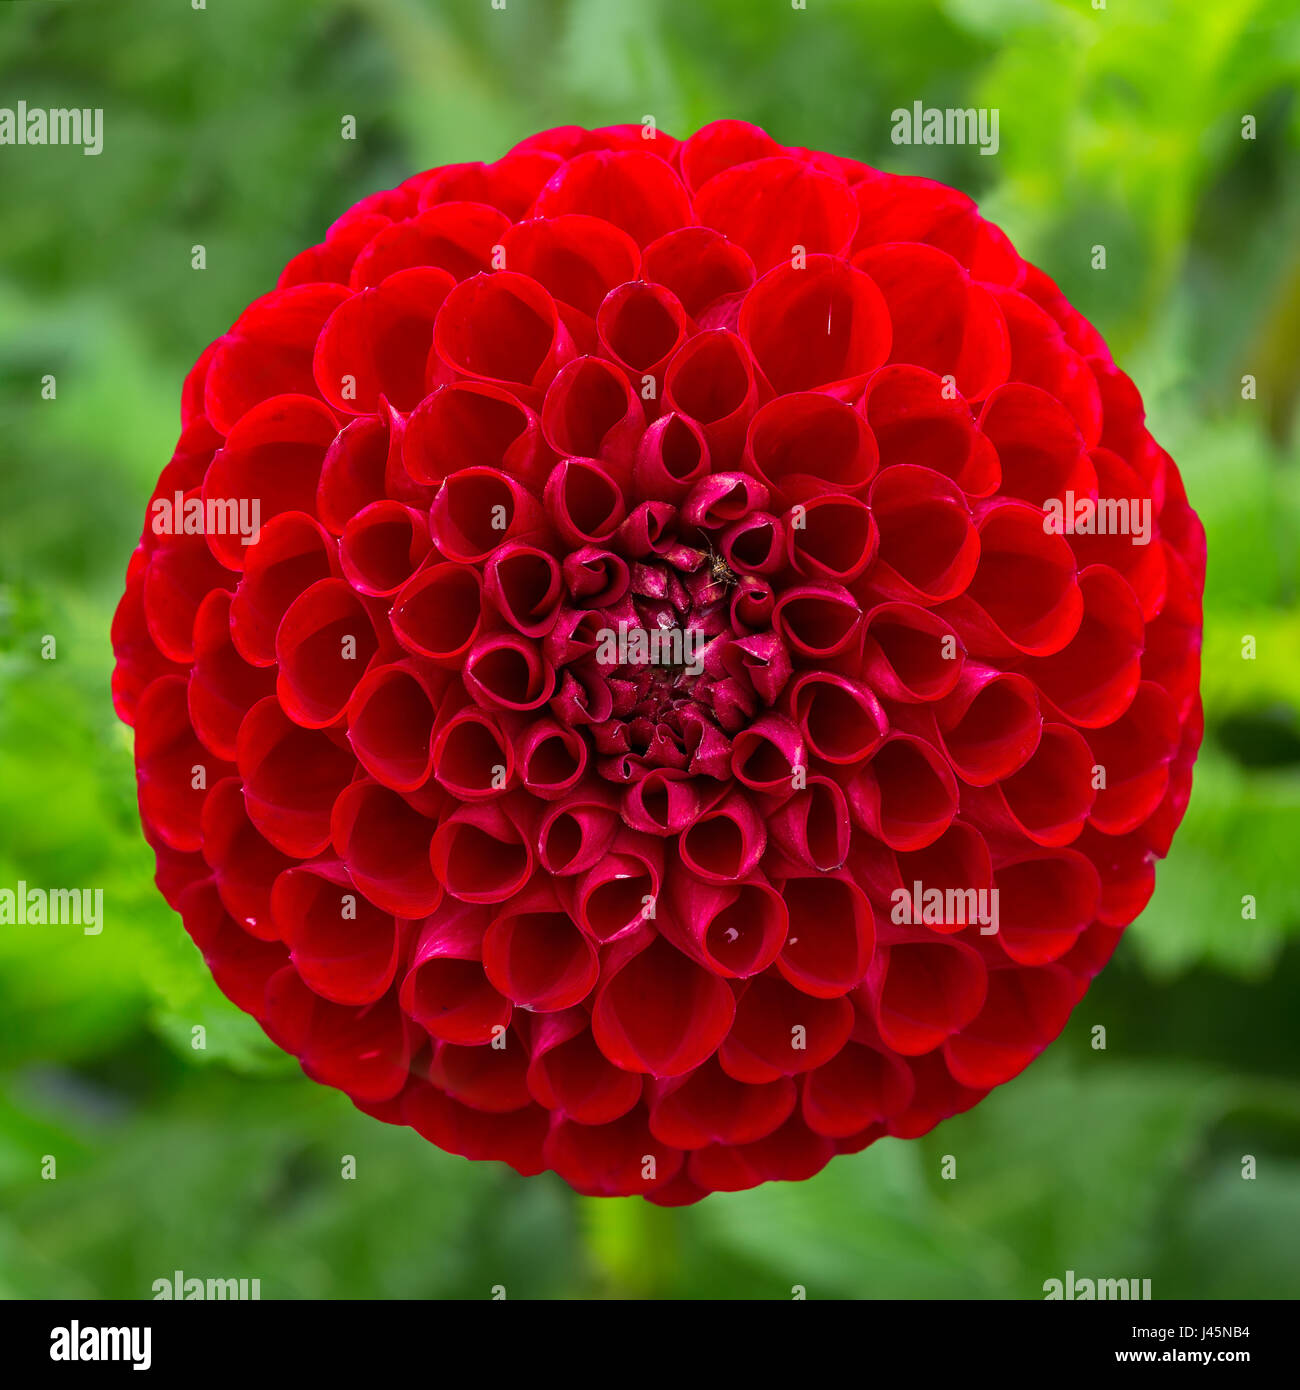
[1,0,1298,1299]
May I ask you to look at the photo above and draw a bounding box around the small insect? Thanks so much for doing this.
[703,543,738,589]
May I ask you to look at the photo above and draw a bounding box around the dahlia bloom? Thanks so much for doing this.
[112,121,1205,1202]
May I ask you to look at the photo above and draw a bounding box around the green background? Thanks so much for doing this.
[1,0,1298,1299]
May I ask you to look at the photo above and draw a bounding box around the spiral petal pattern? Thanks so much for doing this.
[113,122,1205,1202]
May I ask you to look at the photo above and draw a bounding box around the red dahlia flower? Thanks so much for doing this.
[112,121,1204,1202]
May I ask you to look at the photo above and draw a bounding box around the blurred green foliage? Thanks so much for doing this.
[1,0,1298,1299]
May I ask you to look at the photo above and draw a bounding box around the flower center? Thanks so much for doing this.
[559,543,777,785]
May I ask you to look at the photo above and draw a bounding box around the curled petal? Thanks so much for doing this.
[862,938,987,1056]
[464,632,556,713]
[484,543,565,638]
[531,149,693,248]
[719,973,854,1083]
[561,545,629,608]
[802,1043,914,1138]
[1085,682,1179,833]
[719,512,785,576]
[428,1032,534,1114]
[663,873,789,979]
[313,267,455,414]
[265,966,413,1103]
[849,168,1023,285]
[543,1106,685,1198]
[349,202,511,287]
[681,472,770,530]
[239,695,355,854]
[641,226,756,317]
[622,769,706,837]
[431,702,514,801]
[772,583,862,660]
[205,284,349,434]
[992,851,1101,966]
[400,902,510,1045]
[694,157,859,274]
[853,242,1009,401]
[543,456,628,546]
[518,717,588,799]
[1029,563,1144,727]
[764,774,851,873]
[592,933,736,1077]
[136,676,235,853]
[789,671,888,766]
[526,1011,642,1124]
[785,495,878,583]
[271,861,402,1006]
[943,965,1075,1089]
[316,417,389,535]
[845,734,959,851]
[391,561,482,666]
[862,365,1000,498]
[142,521,236,665]
[662,329,762,470]
[976,381,1092,510]
[339,501,430,597]
[536,794,620,876]
[404,381,548,488]
[275,578,382,728]
[482,882,599,1012]
[723,631,792,705]
[566,833,664,943]
[678,790,767,884]
[686,1115,835,1193]
[429,466,547,564]
[730,713,806,794]
[973,722,1097,846]
[433,271,575,401]
[346,660,440,792]
[331,777,444,917]
[859,601,964,704]
[542,355,646,477]
[632,412,711,503]
[596,282,692,397]
[200,777,293,939]
[679,119,787,192]
[430,800,535,905]
[498,213,641,316]
[188,589,276,760]
[933,663,1042,787]
[889,820,995,935]
[745,391,878,507]
[203,395,338,570]
[738,255,890,395]
[229,513,338,669]
[649,1056,795,1149]
[867,465,980,606]
[775,870,874,998]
